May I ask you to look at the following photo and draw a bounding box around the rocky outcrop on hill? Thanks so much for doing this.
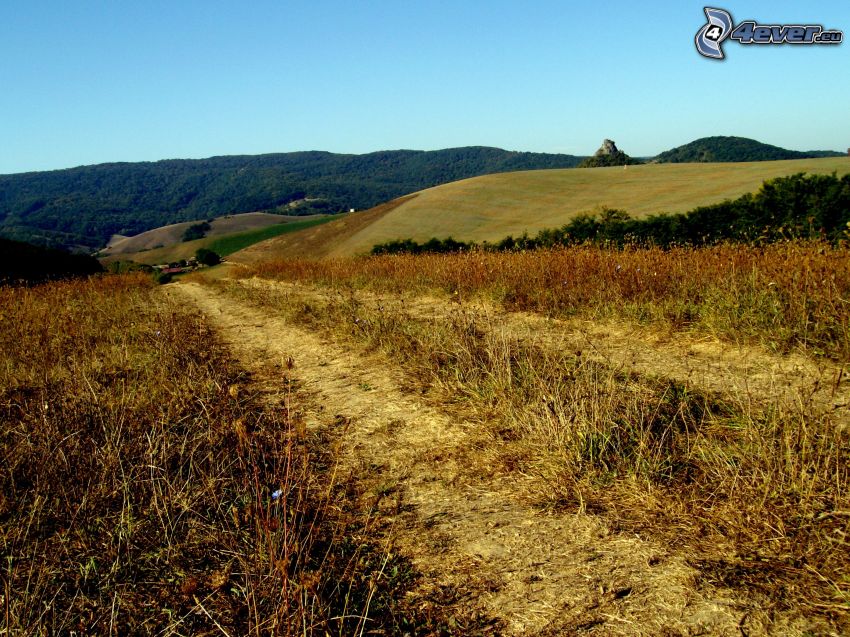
[580,139,640,168]
[596,139,619,156]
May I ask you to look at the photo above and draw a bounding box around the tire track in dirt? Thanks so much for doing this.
[239,278,849,428]
[172,280,757,636]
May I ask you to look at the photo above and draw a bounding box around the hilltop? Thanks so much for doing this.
[655,136,843,163]
[0,147,584,250]
[231,156,850,261]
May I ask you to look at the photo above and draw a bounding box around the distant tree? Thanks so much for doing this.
[654,136,844,163]
[195,248,221,266]
[371,236,475,255]
[106,260,153,274]
[182,221,211,242]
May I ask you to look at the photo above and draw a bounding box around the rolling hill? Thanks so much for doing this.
[99,212,327,259]
[655,136,843,163]
[0,147,585,250]
[101,216,335,265]
[228,198,415,263]
[230,156,850,261]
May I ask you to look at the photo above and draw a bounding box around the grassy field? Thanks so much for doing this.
[0,274,447,634]
[106,215,336,265]
[288,157,850,256]
[245,242,850,359]
[6,239,850,632]
[205,216,336,256]
[228,242,850,629]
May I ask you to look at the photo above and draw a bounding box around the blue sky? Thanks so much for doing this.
[1,1,848,174]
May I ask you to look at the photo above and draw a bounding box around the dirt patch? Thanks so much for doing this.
[171,280,766,635]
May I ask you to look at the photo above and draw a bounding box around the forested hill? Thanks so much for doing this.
[655,136,843,163]
[0,147,585,250]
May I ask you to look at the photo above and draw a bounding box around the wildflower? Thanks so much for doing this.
[271,489,283,500]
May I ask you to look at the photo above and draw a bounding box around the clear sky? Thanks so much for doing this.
[1,1,848,174]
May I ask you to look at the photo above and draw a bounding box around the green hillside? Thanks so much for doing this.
[655,136,843,163]
[372,172,850,253]
[0,147,585,250]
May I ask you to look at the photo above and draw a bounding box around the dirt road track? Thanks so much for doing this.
[172,280,782,636]
[237,277,849,426]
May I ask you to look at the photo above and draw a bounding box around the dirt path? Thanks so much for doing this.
[169,280,764,636]
[238,277,849,426]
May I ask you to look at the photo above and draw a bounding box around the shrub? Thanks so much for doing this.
[182,221,211,242]
[196,248,221,266]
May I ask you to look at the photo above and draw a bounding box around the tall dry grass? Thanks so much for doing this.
[220,245,850,624]
[0,275,438,635]
[245,242,850,359]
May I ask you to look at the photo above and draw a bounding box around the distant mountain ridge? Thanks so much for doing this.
[0,147,585,249]
[3,138,844,251]
[655,136,843,163]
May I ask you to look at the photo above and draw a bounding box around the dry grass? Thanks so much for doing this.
[0,275,451,635]
[244,242,850,359]
[217,243,850,628]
